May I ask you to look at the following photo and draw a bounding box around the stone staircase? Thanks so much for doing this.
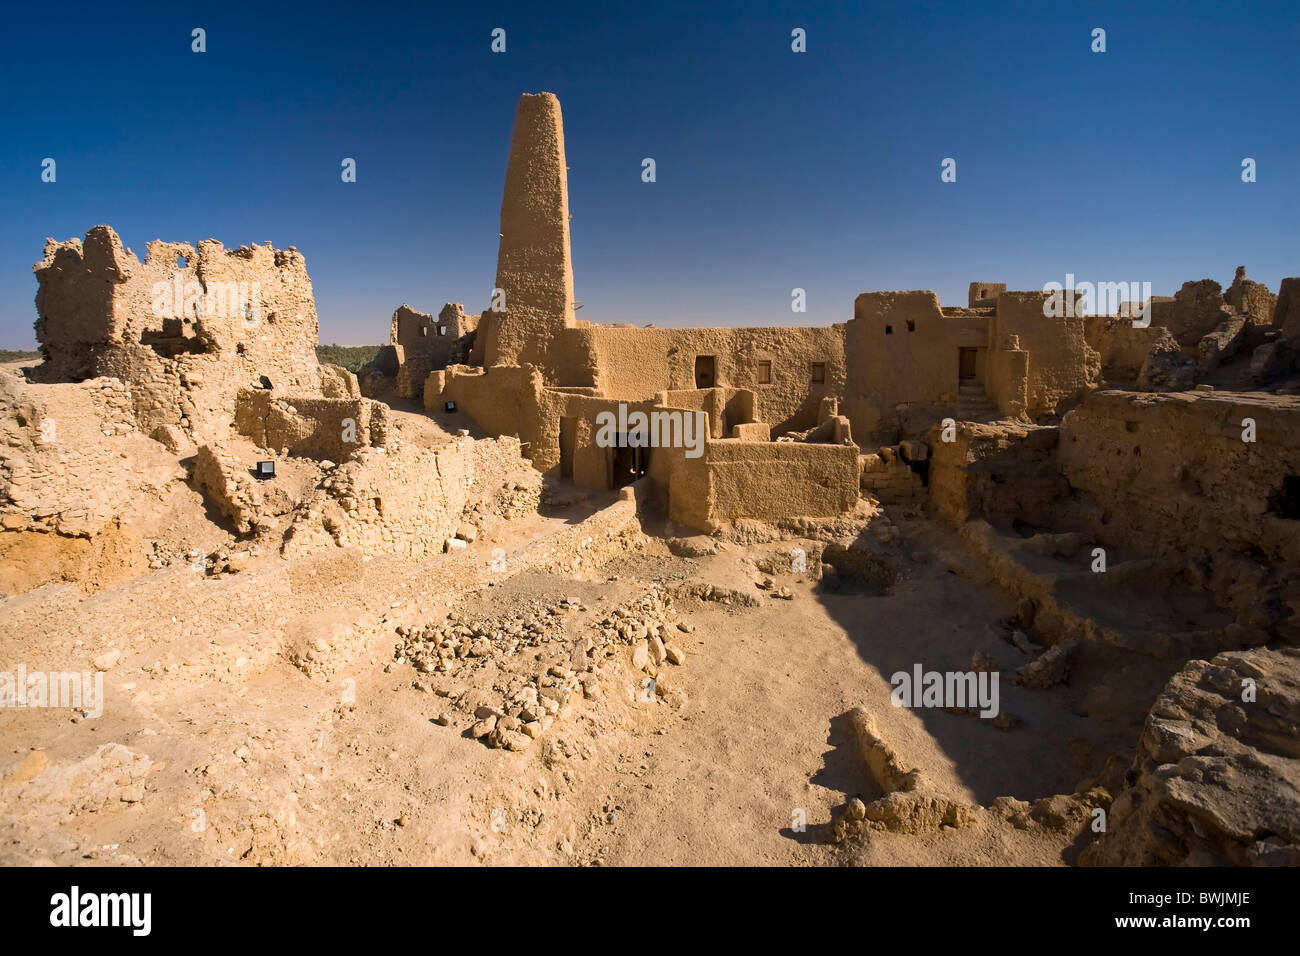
[957,383,998,422]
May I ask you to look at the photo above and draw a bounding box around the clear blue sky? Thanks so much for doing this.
[1,0,1296,348]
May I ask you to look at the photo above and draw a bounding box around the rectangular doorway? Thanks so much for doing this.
[958,347,978,382]
[694,355,716,389]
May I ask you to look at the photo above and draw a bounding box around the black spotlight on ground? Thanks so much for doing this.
[255,460,275,479]
[444,401,457,413]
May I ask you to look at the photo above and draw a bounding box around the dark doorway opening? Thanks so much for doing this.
[559,416,576,479]
[694,355,716,389]
[958,347,978,382]
[609,440,649,488]
[1271,476,1300,519]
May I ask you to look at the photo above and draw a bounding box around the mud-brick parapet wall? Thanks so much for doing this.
[31,225,325,443]
[234,389,394,461]
[1058,390,1300,565]
[655,439,860,532]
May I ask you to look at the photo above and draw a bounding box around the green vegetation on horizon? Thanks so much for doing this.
[316,344,381,373]
[4,347,383,371]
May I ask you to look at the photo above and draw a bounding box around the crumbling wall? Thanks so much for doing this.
[0,371,175,538]
[991,291,1100,420]
[1148,280,1231,348]
[1085,316,1167,383]
[387,303,480,400]
[281,436,533,558]
[1224,266,1277,326]
[1058,390,1300,567]
[662,439,859,531]
[31,225,325,444]
[234,389,394,461]
[191,443,298,534]
[433,364,559,469]
[859,446,926,505]
[928,421,1067,528]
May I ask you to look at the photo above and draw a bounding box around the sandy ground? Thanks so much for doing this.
[0,482,1176,866]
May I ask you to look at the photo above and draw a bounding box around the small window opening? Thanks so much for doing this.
[757,360,772,384]
[885,325,893,334]
[810,362,826,385]
[906,319,916,332]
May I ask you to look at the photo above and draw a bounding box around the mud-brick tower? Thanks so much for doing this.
[482,92,577,381]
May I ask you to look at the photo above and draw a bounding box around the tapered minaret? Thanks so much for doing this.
[484,92,576,378]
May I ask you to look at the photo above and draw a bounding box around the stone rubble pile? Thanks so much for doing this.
[397,588,692,752]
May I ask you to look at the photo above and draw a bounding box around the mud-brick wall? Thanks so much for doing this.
[927,422,1066,528]
[31,225,325,444]
[843,291,987,445]
[1057,391,1300,564]
[665,439,859,531]
[235,389,393,462]
[992,292,1099,419]
[1084,317,1165,382]
[282,436,528,558]
[569,324,845,435]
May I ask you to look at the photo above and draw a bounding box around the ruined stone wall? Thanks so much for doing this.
[1148,280,1232,348]
[0,371,172,538]
[859,448,926,505]
[31,225,324,444]
[1057,390,1300,566]
[282,435,532,558]
[1276,278,1300,343]
[389,303,480,400]
[434,365,560,470]
[843,291,989,444]
[1224,266,1277,326]
[991,291,1100,420]
[1085,316,1167,383]
[928,421,1067,528]
[662,439,860,531]
[234,389,394,462]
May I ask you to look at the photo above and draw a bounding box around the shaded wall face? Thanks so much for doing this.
[571,324,844,434]
[392,305,435,355]
[1273,278,1300,343]
[843,291,987,444]
[1058,392,1300,566]
[33,232,122,353]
